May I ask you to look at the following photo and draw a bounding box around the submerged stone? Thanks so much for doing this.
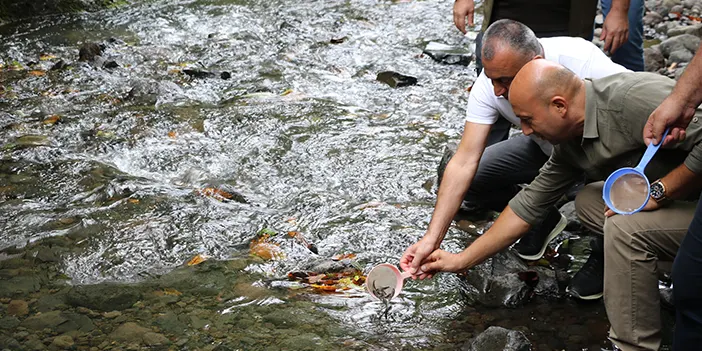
[21,311,68,330]
[7,300,29,316]
[51,334,74,349]
[110,322,150,342]
[66,284,142,311]
[376,71,418,88]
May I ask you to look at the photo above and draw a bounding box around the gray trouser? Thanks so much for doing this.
[463,120,549,212]
[575,182,694,351]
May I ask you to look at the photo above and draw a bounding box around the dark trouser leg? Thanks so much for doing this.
[672,198,702,350]
[463,133,549,212]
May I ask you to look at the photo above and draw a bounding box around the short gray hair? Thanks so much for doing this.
[482,19,543,61]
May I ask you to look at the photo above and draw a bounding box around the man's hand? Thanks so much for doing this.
[644,95,696,147]
[400,237,439,280]
[453,0,475,34]
[418,249,468,274]
[601,9,629,54]
[605,197,660,217]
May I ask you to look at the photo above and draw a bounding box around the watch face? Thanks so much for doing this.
[650,182,664,199]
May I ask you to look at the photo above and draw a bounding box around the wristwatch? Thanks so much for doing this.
[650,179,668,204]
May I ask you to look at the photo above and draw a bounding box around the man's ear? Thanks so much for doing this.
[551,96,567,117]
[532,54,544,60]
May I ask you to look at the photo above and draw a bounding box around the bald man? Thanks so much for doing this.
[401,19,628,302]
[418,59,702,351]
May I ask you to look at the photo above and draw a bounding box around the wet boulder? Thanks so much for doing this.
[644,46,666,72]
[462,326,532,351]
[78,42,104,62]
[459,250,534,307]
[376,71,418,88]
[669,49,694,63]
[423,42,473,66]
[659,34,700,57]
[667,23,702,38]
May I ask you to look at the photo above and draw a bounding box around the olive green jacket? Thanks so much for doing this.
[480,0,598,39]
[509,72,702,225]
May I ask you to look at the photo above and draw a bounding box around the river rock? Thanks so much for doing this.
[462,326,531,351]
[644,11,665,26]
[66,283,142,311]
[376,71,418,88]
[21,311,67,330]
[7,300,28,316]
[55,311,95,333]
[423,42,473,66]
[684,0,697,8]
[669,49,694,63]
[671,4,685,12]
[0,316,20,330]
[460,250,534,307]
[659,34,700,57]
[78,43,104,62]
[142,332,170,346]
[110,322,150,342]
[1,275,43,298]
[51,335,74,349]
[664,0,683,10]
[667,23,702,37]
[531,266,562,298]
[103,311,121,319]
[645,46,667,72]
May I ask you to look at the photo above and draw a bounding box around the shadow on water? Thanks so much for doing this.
[0,0,646,350]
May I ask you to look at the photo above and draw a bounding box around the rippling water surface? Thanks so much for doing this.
[0,1,619,349]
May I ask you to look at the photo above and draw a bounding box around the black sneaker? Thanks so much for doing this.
[514,206,567,260]
[567,237,604,300]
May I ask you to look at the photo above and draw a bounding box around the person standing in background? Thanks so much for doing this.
[644,42,702,349]
[453,0,644,72]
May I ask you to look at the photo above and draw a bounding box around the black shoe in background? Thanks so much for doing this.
[567,236,605,300]
[514,206,567,260]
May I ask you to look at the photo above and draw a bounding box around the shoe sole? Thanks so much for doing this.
[517,213,567,261]
[566,287,603,301]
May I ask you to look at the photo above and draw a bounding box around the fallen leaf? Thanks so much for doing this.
[249,241,284,260]
[43,115,61,126]
[257,228,277,237]
[168,131,176,138]
[310,284,337,292]
[128,198,140,204]
[198,187,234,201]
[332,253,357,261]
[187,254,209,266]
[162,288,182,296]
[28,70,45,77]
[39,54,57,61]
[281,89,294,96]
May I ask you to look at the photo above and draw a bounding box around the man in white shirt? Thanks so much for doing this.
[401,19,628,300]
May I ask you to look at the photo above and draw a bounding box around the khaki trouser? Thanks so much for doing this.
[575,182,695,351]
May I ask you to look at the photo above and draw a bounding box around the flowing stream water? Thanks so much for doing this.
[0,1,634,350]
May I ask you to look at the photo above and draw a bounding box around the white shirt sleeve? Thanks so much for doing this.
[465,72,500,125]
[584,43,630,78]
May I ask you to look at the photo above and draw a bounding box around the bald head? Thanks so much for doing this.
[508,59,586,144]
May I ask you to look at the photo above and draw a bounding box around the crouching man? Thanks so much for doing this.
[402,59,702,351]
